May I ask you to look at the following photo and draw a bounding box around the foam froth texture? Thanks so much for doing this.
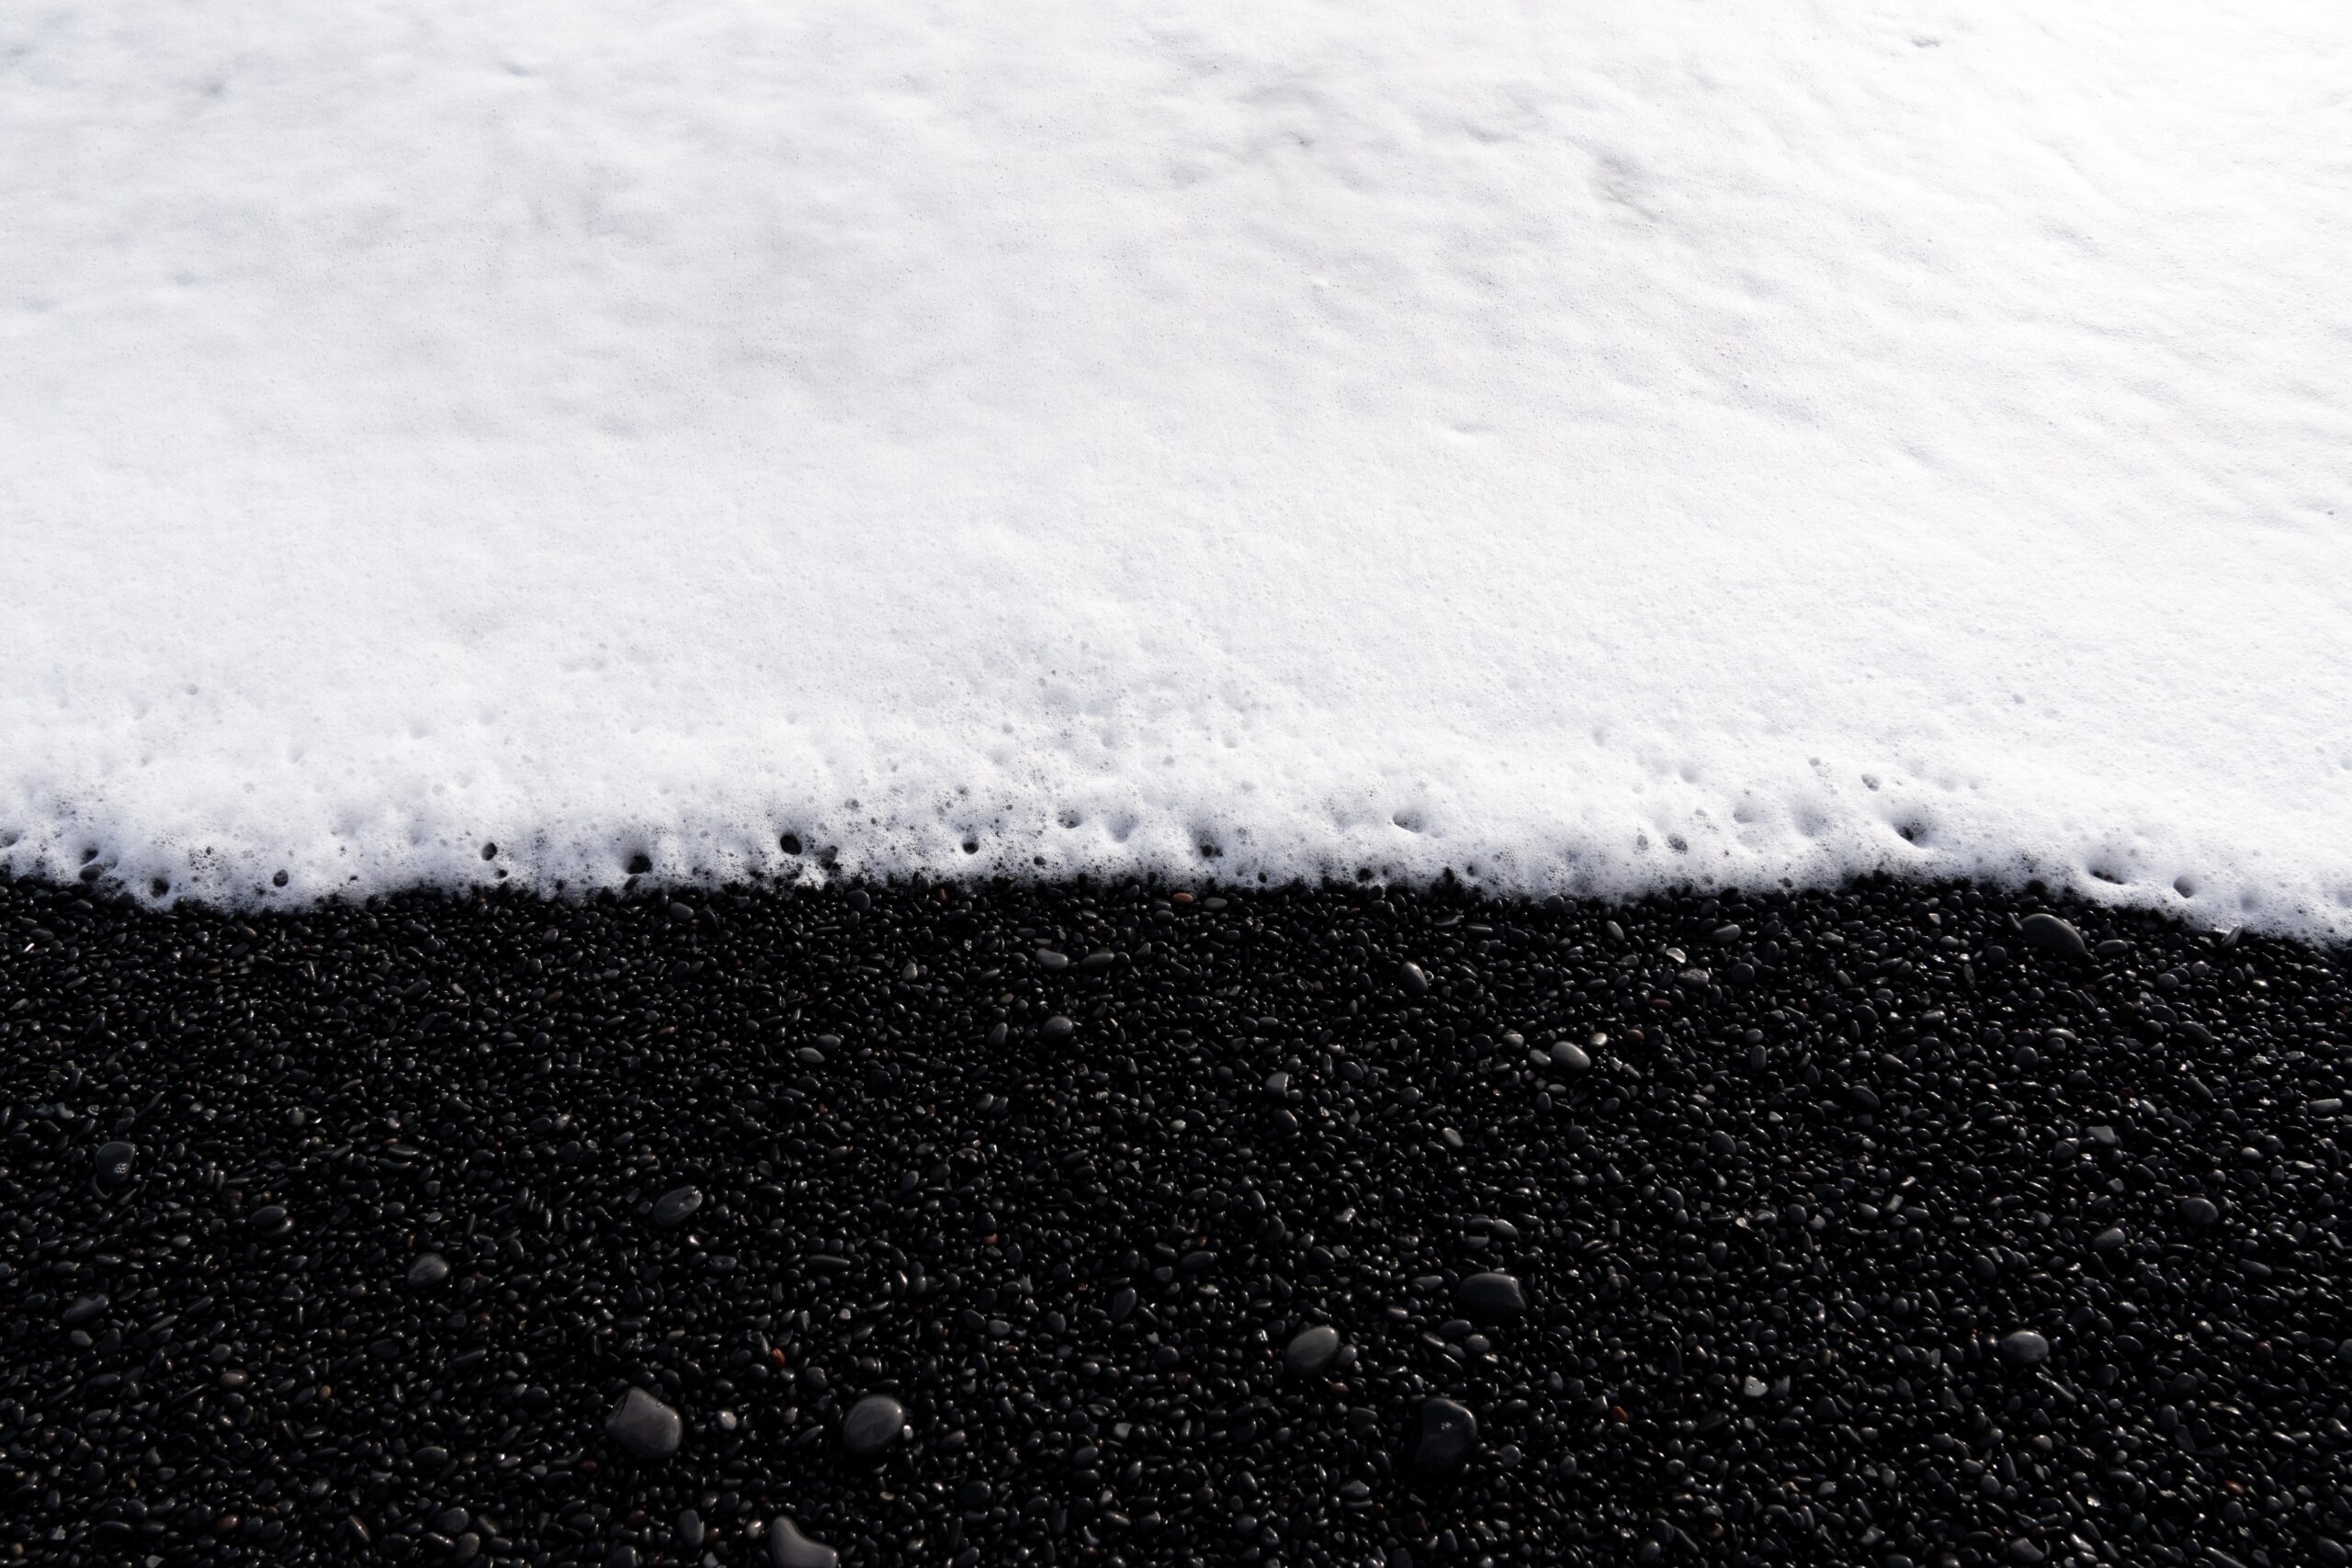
[3,2,2348,931]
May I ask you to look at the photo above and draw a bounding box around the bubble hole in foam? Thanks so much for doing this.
[2,2,2348,933]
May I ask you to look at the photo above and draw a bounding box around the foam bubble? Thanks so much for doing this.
[4,2,2348,934]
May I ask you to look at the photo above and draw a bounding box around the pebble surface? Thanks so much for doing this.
[1,870,2348,1566]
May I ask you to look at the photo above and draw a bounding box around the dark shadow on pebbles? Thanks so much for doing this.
[0,867,2346,1566]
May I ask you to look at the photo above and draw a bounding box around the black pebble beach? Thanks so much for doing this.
[4,869,2349,1568]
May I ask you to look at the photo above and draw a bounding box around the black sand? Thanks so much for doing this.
[3,870,2347,1567]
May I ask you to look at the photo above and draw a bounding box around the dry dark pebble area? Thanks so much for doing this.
[3,869,2350,1568]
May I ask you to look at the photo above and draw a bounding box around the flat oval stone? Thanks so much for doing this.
[1401,1396,1478,1477]
[1457,1270,1528,1320]
[1400,961,1430,996]
[406,1252,450,1289]
[841,1393,906,1458]
[605,1387,683,1461]
[1548,1042,1590,1073]
[768,1516,838,1568]
[1283,1324,1342,1377]
[651,1187,704,1230]
[1998,1330,2051,1367]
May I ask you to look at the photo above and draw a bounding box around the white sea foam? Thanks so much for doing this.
[4,2,2348,932]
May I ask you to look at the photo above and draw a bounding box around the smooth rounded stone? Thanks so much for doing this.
[1399,961,1430,996]
[767,1517,839,1568]
[1283,1324,1343,1377]
[2092,1226,2127,1253]
[604,1387,683,1461]
[605,1546,639,1568]
[406,1252,450,1289]
[93,1140,136,1188]
[2180,1195,2222,1225]
[2018,912,2088,958]
[1548,1042,1590,1074]
[676,1510,705,1550]
[1039,1015,1074,1043]
[841,1393,907,1458]
[650,1186,705,1230]
[1457,1271,1528,1320]
[1998,1330,2051,1367]
[1400,1396,1479,1477]
[249,1204,291,1235]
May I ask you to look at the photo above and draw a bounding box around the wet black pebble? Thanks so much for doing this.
[1997,1329,2051,1366]
[841,1393,906,1458]
[651,1184,705,1230]
[2018,911,2089,957]
[1548,1041,1590,1073]
[1401,1396,1479,1477]
[1456,1270,1527,1319]
[405,1252,450,1288]
[768,1515,839,1568]
[604,1387,683,1460]
[93,1139,135,1187]
[1283,1323,1342,1376]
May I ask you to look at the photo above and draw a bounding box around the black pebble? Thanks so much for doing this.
[405,1252,450,1289]
[2019,912,2088,957]
[841,1393,906,1458]
[1997,1329,2051,1366]
[93,1139,135,1187]
[604,1387,683,1460]
[1457,1270,1528,1320]
[768,1516,839,1568]
[651,1185,705,1230]
[1283,1323,1342,1376]
[1401,1396,1479,1477]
